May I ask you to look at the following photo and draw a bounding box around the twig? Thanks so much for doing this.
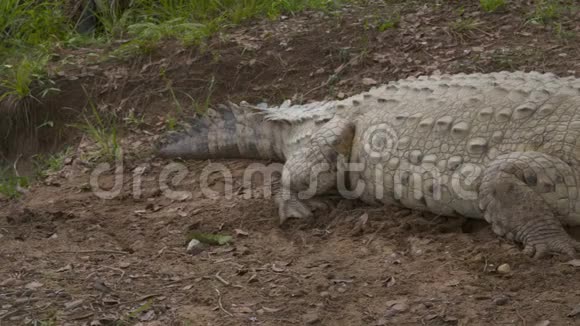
[101,266,126,283]
[12,154,21,178]
[53,250,128,255]
[365,222,386,246]
[215,272,230,286]
[0,309,23,321]
[515,308,527,326]
[118,293,163,306]
[215,288,233,317]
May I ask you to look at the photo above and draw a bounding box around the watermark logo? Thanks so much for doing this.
[362,123,399,161]
[88,122,486,206]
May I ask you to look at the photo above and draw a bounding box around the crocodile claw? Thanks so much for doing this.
[521,233,580,259]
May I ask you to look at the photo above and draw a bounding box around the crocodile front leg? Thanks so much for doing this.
[277,117,355,224]
[479,152,580,258]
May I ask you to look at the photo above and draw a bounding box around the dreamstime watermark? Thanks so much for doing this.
[89,123,485,204]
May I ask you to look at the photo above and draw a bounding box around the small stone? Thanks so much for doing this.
[375,318,387,326]
[235,245,250,255]
[92,280,112,293]
[568,304,580,317]
[303,311,321,324]
[497,263,511,274]
[493,295,509,306]
[534,320,550,326]
[64,299,84,310]
[337,92,346,99]
[337,287,346,293]
[138,310,156,321]
[391,303,409,312]
[315,68,325,75]
[362,78,378,86]
[234,229,249,237]
[319,291,330,298]
[24,281,43,290]
[0,278,16,287]
[186,239,202,255]
[384,300,409,317]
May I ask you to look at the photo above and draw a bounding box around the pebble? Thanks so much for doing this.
[493,295,509,306]
[64,299,84,310]
[303,311,321,324]
[497,263,511,274]
[24,281,43,290]
[362,77,378,86]
[186,239,202,254]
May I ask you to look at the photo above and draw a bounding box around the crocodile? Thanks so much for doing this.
[158,71,580,258]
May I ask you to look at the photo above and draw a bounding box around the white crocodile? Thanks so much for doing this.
[159,71,580,258]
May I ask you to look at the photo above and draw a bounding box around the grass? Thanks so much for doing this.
[0,55,59,101]
[0,162,28,199]
[480,0,506,13]
[527,0,561,24]
[71,94,121,162]
[32,147,72,178]
[553,22,576,41]
[0,0,344,102]
[378,14,400,31]
[362,11,400,32]
[450,18,481,33]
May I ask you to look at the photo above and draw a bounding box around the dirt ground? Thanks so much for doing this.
[3,1,580,325]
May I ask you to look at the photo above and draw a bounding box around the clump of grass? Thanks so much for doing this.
[449,17,482,42]
[33,147,72,178]
[480,0,506,13]
[553,22,576,41]
[1,0,344,97]
[165,115,177,131]
[378,14,400,31]
[71,97,121,162]
[0,54,59,101]
[0,0,69,101]
[362,11,400,32]
[110,0,343,58]
[527,0,561,24]
[0,163,28,199]
[450,18,481,33]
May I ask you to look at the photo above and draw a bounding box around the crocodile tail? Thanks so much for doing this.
[157,102,287,161]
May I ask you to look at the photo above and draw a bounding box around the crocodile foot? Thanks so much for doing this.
[480,152,580,258]
[276,195,335,225]
[521,230,580,258]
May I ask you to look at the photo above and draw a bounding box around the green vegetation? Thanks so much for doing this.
[0,0,344,102]
[187,232,233,245]
[33,147,72,178]
[479,0,506,13]
[0,163,28,198]
[450,18,481,33]
[71,96,120,162]
[527,0,563,24]
[378,15,400,31]
[362,11,400,32]
[553,22,576,41]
